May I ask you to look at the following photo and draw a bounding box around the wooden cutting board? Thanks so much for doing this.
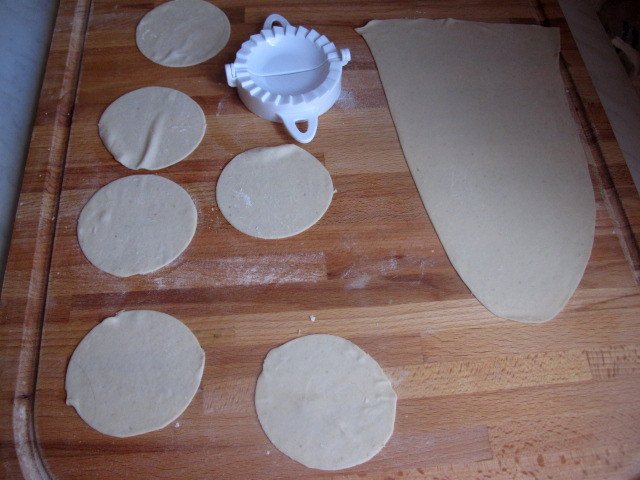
[2,1,640,479]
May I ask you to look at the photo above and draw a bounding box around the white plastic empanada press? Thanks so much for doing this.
[225,14,351,143]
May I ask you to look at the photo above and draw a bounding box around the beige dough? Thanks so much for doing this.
[65,310,205,438]
[358,19,596,322]
[255,334,397,470]
[216,145,334,239]
[99,86,206,170]
[77,175,197,277]
[136,0,230,67]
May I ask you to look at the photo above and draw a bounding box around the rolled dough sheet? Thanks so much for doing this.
[255,334,397,470]
[216,145,334,239]
[77,175,197,277]
[136,0,230,67]
[99,86,206,170]
[357,19,596,322]
[66,310,205,438]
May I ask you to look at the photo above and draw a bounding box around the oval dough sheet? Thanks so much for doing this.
[136,0,230,67]
[99,86,206,170]
[357,19,596,322]
[77,175,197,277]
[65,310,205,438]
[255,334,397,470]
[216,144,334,239]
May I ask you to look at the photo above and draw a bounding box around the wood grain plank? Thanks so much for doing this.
[489,408,640,460]
[389,350,592,399]
[585,344,640,380]
[341,445,640,480]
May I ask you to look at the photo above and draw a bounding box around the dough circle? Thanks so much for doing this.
[99,86,206,171]
[216,145,334,239]
[65,310,205,438]
[77,175,197,277]
[136,0,230,67]
[255,334,397,470]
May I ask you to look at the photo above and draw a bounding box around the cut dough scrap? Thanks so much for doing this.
[99,86,206,170]
[216,145,334,239]
[136,0,230,67]
[65,310,205,438]
[357,19,596,322]
[255,334,397,471]
[77,175,197,277]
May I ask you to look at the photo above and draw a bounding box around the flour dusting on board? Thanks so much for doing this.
[169,252,327,289]
[342,256,400,289]
[218,253,325,286]
[336,88,356,110]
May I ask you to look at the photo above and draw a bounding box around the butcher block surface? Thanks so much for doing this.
[2,1,640,479]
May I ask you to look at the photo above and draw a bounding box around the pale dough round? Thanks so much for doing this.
[255,334,397,470]
[65,310,205,438]
[77,175,197,277]
[216,145,334,239]
[136,0,230,67]
[99,87,206,170]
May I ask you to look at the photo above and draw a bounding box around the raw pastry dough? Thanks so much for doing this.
[99,86,206,170]
[216,145,334,239]
[358,19,596,322]
[77,175,197,277]
[65,310,205,438]
[255,334,397,470]
[136,0,230,67]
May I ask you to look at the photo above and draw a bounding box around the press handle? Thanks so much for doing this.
[263,14,290,30]
[279,114,318,144]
